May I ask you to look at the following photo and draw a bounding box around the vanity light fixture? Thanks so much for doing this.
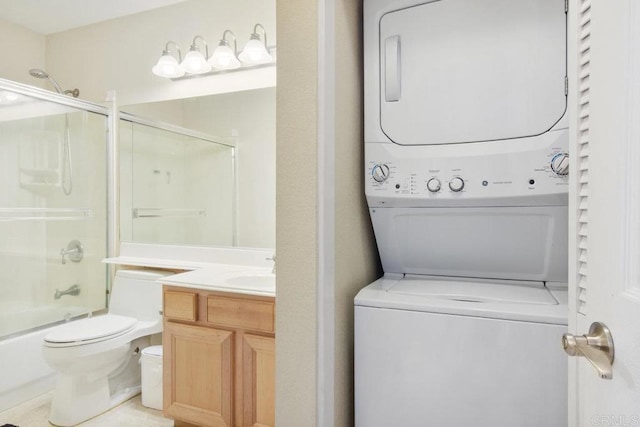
[152,26,274,80]
[151,41,185,78]
[209,30,241,70]
[180,35,212,74]
[239,24,273,65]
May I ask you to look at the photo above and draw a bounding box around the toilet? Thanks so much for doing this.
[42,269,169,426]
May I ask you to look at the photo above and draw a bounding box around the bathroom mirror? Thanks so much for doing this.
[120,88,276,249]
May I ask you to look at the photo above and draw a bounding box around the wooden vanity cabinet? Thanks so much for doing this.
[163,286,275,427]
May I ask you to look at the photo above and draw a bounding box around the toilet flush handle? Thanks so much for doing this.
[562,322,614,380]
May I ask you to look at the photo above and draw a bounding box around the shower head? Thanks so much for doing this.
[29,68,64,94]
[28,68,49,79]
[28,68,79,98]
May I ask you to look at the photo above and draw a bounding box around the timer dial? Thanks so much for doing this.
[371,164,390,183]
[550,152,569,176]
[449,177,465,192]
[427,178,441,193]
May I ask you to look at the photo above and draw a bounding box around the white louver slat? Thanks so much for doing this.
[576,0,591,315]
[579,145,589,157]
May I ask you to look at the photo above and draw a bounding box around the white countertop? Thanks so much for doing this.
[104,245,276,297]
[161,265,275,297]
[103,256,211,270]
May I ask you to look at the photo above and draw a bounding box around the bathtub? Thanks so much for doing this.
[0,304,88,412]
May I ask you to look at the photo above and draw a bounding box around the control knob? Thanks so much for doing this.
[371,163,390,183]
[426,178,441,193]
[550,152,569,176]
[449,177,465,192]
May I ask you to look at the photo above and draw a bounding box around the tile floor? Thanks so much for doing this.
[0,392,174,426]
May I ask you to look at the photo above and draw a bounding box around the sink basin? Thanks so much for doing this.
[224,272,275,289]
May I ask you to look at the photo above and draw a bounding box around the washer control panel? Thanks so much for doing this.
[366,130,569,206]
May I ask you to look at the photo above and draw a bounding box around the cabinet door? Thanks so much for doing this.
[164,322,233,427]
[241,334,275,427]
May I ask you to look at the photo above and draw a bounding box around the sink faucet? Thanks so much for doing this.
[266,254,276,274]
[55,284,80,300]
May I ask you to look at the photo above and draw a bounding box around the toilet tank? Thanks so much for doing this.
[109,269,170,322]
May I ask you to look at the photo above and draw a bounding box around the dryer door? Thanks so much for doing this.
[379,0,566,146]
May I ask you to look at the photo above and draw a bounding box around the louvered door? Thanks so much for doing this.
[575,0,591,316]
[568,0,640,424]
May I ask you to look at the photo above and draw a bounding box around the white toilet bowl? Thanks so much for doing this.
[42,270,169,426]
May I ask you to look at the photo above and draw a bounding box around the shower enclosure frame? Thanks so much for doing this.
[0,77,116,310]
[0,77,238,413]
[0,78,114,412]
[0,78,239,330]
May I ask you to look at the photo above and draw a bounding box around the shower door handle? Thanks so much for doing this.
[562,322,614,380]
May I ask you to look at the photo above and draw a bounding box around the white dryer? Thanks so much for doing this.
[356,0,569,425]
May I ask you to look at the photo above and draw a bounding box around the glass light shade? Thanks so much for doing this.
[152,54,185,78]
[239,39,272,65]
[209,45,241,70]
[181,49,212,74]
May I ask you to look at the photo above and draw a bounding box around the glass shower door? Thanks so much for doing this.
[0,88,108,339]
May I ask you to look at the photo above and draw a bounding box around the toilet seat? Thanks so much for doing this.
[44,314,137,347]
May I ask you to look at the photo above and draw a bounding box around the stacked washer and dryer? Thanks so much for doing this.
[355,0,569,426]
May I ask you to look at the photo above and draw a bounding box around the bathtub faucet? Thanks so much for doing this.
[55,284,80,300]
[60,240,84,265]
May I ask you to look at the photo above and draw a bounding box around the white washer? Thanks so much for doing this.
[357,0,569,425]
[355,276,568,426]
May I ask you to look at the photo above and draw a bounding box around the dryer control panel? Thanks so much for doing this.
[366,128,568,208]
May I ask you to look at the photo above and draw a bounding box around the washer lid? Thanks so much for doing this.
[355,276,567,325]
[388,276,557,305]
[44,314,137,344]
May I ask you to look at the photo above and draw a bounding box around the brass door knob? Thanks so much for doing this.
[562,322,614,380]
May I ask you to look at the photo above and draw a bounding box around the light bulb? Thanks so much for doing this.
[239,38,272,65]
[181,49,212,74]
[209,44,241,70]
[152,54,185,78]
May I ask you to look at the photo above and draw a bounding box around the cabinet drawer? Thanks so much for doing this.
[164,290,198,322]
[207,296,274,333]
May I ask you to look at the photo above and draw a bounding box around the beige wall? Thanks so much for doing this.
[0,18,46,86]
[276,0,380,425]
[275,0,319,424]
[332,2,381,425]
